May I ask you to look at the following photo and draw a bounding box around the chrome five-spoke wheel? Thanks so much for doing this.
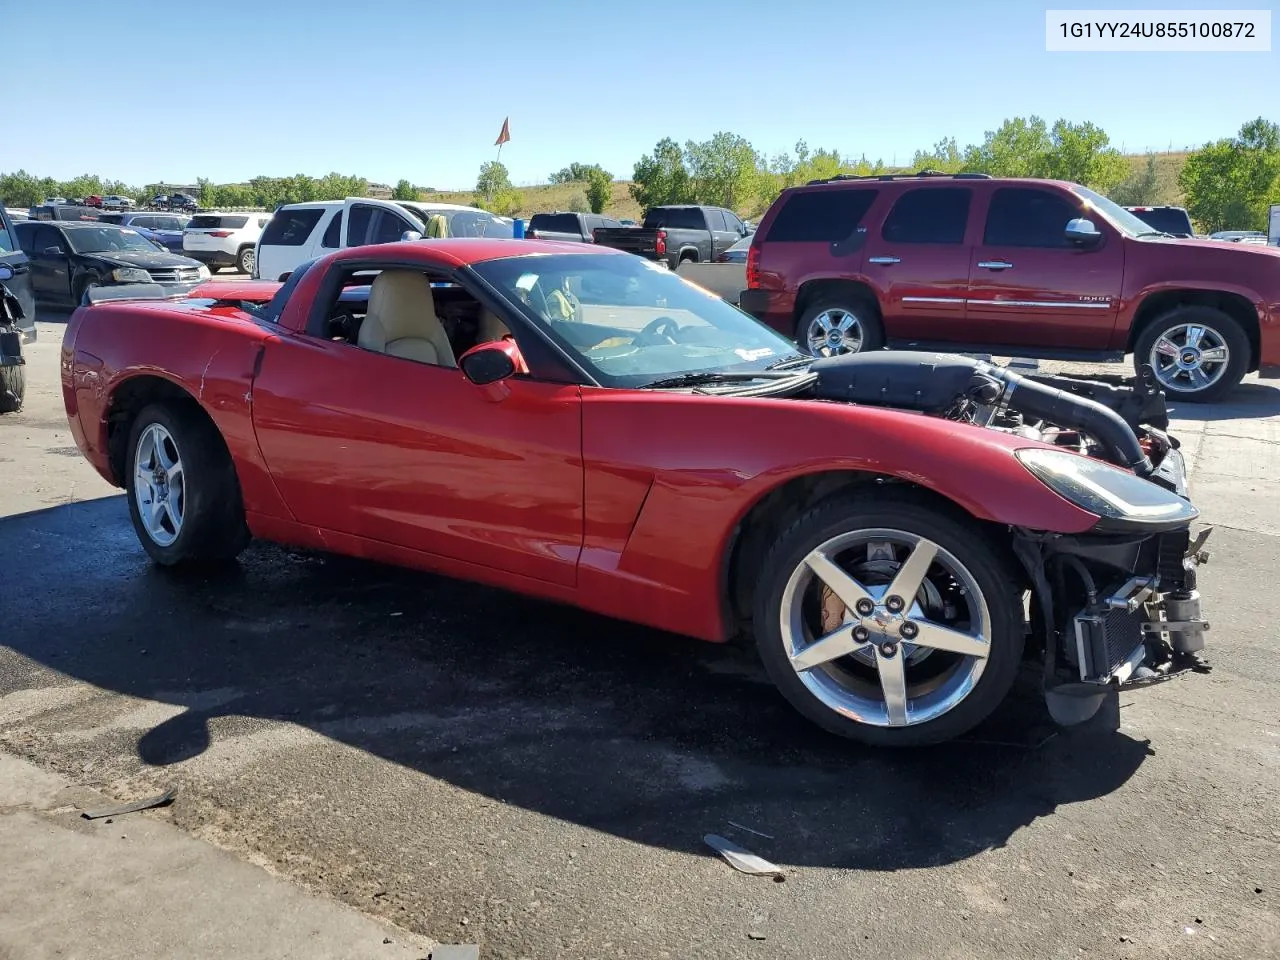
[133,422,185,547]
[753,496,1022,745]
[781,529,990,728]
[1148,322,1229,394]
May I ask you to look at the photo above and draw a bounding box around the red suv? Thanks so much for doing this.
[740,172,1280,402]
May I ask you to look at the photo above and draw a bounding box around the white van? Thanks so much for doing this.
[253,197,515,281]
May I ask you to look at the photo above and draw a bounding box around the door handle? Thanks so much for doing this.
[978,260,1013,270]
[868,256,901,265]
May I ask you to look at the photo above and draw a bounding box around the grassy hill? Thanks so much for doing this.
[428,151,1192,220]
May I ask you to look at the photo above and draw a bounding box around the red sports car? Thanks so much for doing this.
[60,239,1212,746]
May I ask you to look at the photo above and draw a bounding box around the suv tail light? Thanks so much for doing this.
[746,242,760,288]
[654,229,667,255]
[208,230,233,238]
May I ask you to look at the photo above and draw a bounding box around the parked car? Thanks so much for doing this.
[58,238,1211,746]
[526,211,624,242]
[152,192,199,212]
[1123,205,1194,238]
[0,262,27,412]
[3,206,30,222]
[42,197,66,206]
[14,220,208,308]
[99,211,190,253]
[0,205,35,342]
[27,204,102,222]
[593,205,750,269]
[741,172,1280,402]
[715,234,752,263]
[1208,230,1266,243]
[183,211,270,274]
[84,195,103,208]
[101,195,135,211]
[252,197,514,281]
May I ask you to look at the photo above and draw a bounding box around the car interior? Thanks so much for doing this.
[319,268,516,369]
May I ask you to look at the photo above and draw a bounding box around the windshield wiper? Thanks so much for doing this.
[1136,230,1175,238]
[765,353,811,370]
[641,370,801,389]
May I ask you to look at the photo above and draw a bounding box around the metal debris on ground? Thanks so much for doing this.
[81,786,177,820]
[728,820,775,840]
[704,833,785,880]
[430,946,480,960]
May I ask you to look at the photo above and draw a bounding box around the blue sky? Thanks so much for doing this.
[5,0,1276,189]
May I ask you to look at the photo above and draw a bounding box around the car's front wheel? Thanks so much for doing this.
[125,402,251,566]
[751,492,1025,746]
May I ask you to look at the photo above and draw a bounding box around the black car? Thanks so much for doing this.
[1123,205,1195,238]
[0,206,36,342]
[13,221,209,309]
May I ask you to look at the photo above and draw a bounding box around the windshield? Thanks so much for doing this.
[397,204,515,239]
[65,226,162,254]
[469,252,803,387]
[1070,185,1165,237]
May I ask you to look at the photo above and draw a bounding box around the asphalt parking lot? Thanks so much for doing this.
[2,298,1279,959]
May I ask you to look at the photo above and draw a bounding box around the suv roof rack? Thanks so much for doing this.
[805,170,993,185]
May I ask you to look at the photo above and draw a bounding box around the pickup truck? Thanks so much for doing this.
[592,205,749,269]
[741,172,1280,403]
[526,211,624,243]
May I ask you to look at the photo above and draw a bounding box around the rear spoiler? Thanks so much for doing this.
[83,282,199,306]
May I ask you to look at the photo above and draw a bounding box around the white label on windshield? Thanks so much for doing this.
[121,229,138,235]
[515,273,538,292]
[735,347,775,361]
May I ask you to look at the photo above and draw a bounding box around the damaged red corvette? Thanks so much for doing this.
[60,239,1212,746]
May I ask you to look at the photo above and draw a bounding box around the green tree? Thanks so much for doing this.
[585,167,612,213]
[566,190,590,213]
[550,162,612,184]
[1109,154,1160,206]
[1180,117,1280,231]
[684,131,763,210]
[392,179,417,200]
[962,116,1054,177]
[1041,120,1129,190]
[476,161,513,202]
[630,138,694,209]
[911,137,964,173]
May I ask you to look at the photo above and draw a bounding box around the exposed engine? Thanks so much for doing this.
[802,351,1211,725]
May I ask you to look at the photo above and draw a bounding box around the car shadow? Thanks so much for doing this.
[2,496,1152,872]
[1168,380,1280,422]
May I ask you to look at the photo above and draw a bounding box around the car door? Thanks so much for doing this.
[342,197,422,249]
[249,265,585,587]
[859,185,975,343]
[0,209,35,326]
[966,185,1124,349]
[19,224,74,305]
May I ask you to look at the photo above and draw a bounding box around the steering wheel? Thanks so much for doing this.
[634,316,681,346]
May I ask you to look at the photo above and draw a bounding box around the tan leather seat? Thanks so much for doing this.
[477,308,511,342]
[357,270,457,367]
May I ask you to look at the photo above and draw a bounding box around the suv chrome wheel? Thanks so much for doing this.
[805,307,864,357]
[779,528,991,728]
[1149,322,1229,394]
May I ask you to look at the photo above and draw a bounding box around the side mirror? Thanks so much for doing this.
[42,245,65,257]
[401,230,423,242]
[460,338,521,387]
[1065,218,1102,245]
[0,264,12,282]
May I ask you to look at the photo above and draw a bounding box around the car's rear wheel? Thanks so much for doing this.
[237,246,255,275]
[751,492,1025,746]
[0,362,24,413]
[124,402,250,566]
[797,295,884,358]
[1133,305,1249,403]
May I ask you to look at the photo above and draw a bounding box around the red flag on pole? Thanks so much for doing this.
[494,117,511,146]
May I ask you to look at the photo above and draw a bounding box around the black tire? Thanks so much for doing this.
[206,263,220,274]
[796,293,884,357]
[124,401,251,566]
[0,362,24,413]
[74,274,103,306]
[1132,305,1250,403]
[237,246,255,275]
[750,491,1025,747]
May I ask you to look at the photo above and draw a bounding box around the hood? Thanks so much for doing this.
[83,249,204,269]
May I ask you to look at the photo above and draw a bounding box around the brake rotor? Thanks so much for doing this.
[820,557,947,668]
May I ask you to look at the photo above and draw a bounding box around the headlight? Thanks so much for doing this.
[1015,447,1198,530]
[197,264,211,279]
[111,267,151,283]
